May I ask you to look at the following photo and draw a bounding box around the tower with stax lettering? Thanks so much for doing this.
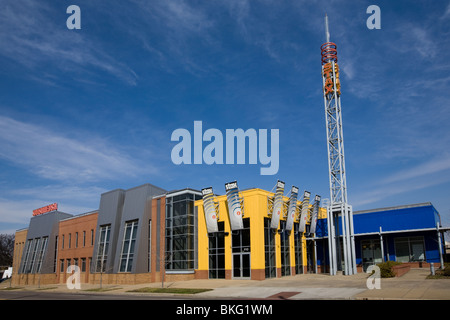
[321,15,357,275]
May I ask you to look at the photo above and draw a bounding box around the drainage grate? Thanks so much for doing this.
[266,291,301,300]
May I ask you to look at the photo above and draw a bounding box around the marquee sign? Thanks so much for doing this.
[202,187,219,233]
[285,186,299,231]
[270,180,285,229]
[298,191,311,233]
[33,203,58,216]
[225,181,244,230]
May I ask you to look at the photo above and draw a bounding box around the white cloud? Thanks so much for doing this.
[0,185,103,233]
[0,115,150,182]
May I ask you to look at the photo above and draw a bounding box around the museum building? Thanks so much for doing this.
[11,182,448,286]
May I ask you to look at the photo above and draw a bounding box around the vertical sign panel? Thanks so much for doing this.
[270,180,285,229]
[225,181,244,231]
[309,195,321,234]
[298,191,311,233]
[285,186,299,231]
[202,187,219,233]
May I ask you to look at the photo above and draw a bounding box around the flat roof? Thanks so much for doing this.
[60,210,98,222]
[166,188,202,197]
[354,202,433,215]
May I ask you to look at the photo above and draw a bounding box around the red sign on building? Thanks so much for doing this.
[33,203,58,216]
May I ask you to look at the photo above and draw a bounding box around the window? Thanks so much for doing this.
[148,220,152,272]
[68,233,71,249]
[91,229,94,246]
[75,232,78,248]
[95,225,111,272]
[165,192,201,270]
[119,220,138,272]
[395,237,425,262]
[81,258,86,272]
[60,259,65,273]
[83,231,86,247]
[53,236,58,273]
[62,234,65,249]
[264,218,276,278]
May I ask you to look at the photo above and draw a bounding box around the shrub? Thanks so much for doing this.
[377,261,402,278]
[443,264,450,277]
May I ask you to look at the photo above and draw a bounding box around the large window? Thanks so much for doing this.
[119,220,138,272]
[280,220,290,276]
[165,192,201,270]
[20,237,49,274]
[28,238,40,273]
[95,224,111,272]
[395,237,425,262]
[264,218,276,278]
[34,237,48,273]
[21,240,32,273]
[294,222,303,274]
[209,222,225,279]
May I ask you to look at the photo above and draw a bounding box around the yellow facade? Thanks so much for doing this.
[195,188,326,280]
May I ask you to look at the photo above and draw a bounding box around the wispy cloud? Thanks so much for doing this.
[0,184,105,233]
[382,155,450,185]
[351,155,450,208]
[0,185,103,223]
[0,1,137,85]
[0,115,151,182]
[351,175,449,208]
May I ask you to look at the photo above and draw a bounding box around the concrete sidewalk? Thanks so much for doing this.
[354,268,450,300]
[4,269,450,300]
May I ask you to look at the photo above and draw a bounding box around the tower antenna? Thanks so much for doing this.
[320,14,356,275]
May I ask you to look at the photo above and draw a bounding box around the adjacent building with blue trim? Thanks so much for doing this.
[313,202,448,272]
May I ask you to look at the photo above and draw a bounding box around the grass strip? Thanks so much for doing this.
[83,287,122,292]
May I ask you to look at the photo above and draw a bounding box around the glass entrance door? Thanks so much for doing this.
[233,252,250,279]
[231,218,250,279]
[361,239,382,272]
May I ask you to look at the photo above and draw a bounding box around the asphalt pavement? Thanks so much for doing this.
[1,268,449,300]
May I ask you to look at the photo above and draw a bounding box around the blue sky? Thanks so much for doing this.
[1,0,450,234]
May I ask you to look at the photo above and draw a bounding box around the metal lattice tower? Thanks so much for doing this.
[321,15,356,275]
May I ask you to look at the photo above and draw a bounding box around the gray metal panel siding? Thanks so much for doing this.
[114,184,150,273]
[19,211,72,274]
[91,189,125,273]
[94,183,166,274]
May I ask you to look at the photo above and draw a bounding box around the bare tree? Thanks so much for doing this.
[0,234,14,267]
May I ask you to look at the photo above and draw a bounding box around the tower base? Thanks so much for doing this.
[326,202,357,275]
